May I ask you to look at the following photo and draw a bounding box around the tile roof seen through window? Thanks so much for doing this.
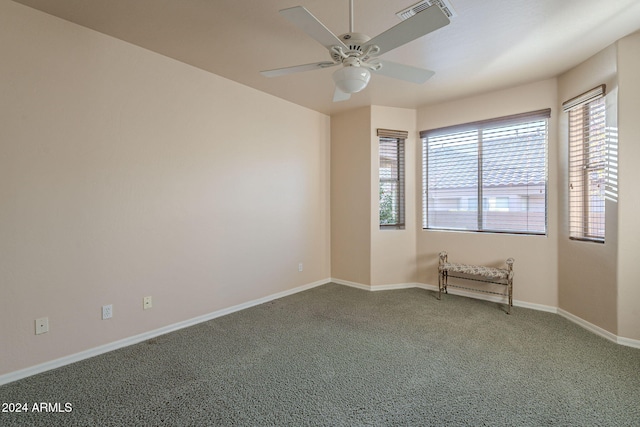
[427,126,546,190]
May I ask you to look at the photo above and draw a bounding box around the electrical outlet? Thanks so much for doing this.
[102,304,113,320]
[298,262,303,272]
[35,317,49,335]
[143,296,152,310]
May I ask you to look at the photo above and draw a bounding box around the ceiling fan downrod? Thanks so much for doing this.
[349,0,354,33]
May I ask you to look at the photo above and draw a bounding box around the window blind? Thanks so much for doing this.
[379,135,405,229]
[567,94,606,242]
[421,109,550,234]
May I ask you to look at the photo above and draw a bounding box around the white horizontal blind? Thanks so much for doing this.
[421,109,550,234]
[568,97,606,242]
[423,129,478,230]
[379,136,405,229]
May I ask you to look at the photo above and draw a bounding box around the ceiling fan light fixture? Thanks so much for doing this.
[332,65,371,93]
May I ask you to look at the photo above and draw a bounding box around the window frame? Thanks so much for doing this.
[378,131,406,230]
[421,109,551,235]
[565,85,608,243]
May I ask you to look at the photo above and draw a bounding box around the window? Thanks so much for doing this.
[378,129,406,229]
[421,109,550,234]
[564,85,609,242]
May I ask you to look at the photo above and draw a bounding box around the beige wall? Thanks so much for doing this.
[616,31,640,341]
[416,79,559,307]
[557,45,619,334]
[370,106,418,286]
[330,107,372,284]
[331,106,418,287]
[0,0,330,376]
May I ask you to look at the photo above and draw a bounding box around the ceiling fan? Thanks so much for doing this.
[260,0,450,102]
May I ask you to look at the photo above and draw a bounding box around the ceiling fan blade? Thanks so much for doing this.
[364,5,449,56]
[261,61,339,77]
[371,60,435,84]
[333,86,351,102]
[279,6,348,51]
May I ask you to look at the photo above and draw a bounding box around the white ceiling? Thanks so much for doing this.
[12,0,640,115]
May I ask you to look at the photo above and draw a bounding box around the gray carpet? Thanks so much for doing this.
[1,283,639,426]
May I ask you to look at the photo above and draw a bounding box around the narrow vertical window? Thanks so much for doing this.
[378,129,407,229]
[564,85,608,242]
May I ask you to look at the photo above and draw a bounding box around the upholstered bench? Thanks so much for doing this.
[438,251,514,314]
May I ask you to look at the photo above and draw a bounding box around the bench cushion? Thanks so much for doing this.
[441,262,509,280]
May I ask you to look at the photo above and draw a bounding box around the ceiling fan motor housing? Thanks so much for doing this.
[332,32,372,61]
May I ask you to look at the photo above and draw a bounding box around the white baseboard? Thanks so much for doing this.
[414,283,439,292]
[333,279,557,313]
[617,336,640,349]
[0,278,330,386]
[331,278,435,292]
[330,278,371,291]
[4,278,638,385]
[434,286,557,313]
[514,299,558,313]
[331,278,638,347]
[370,283,419,291]
[558,308,640,349]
